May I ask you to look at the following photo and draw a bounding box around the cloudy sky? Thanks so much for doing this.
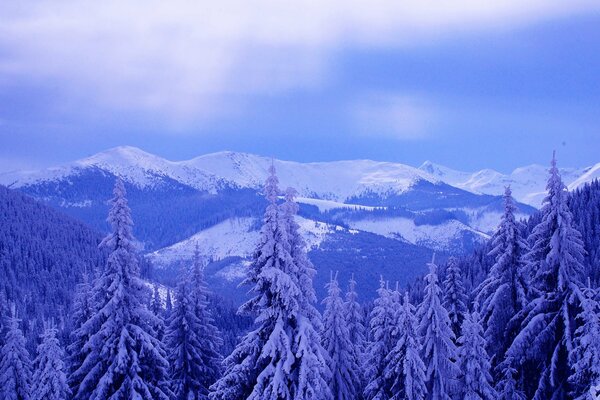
[1,1,599,173]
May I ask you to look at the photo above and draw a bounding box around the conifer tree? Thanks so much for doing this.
[475,186,529,368]
[31,325,70,400]
[189,244,222,395]
[569,280,600,399]
[210,165,330,400]
[322,273,361,400]
[72,180,171,399]
[442,257,467,339]
[165,289,173,321]
[495,359,526,400]
[0,316,32,400]
[506,153,586,398]
[364,277,396,400]
[344,274,366,396]
[385,292,426,400]
[67,274,94,395]
[457,312,496,400]
[417,257,459,400]
[165,267,210,399]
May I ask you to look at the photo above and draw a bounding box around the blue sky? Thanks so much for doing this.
[0,1,599,173]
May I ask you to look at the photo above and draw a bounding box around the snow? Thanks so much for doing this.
[420,160,590,207]
[148,216,345,268]
[2,146,597,209]
[347,217,488,251]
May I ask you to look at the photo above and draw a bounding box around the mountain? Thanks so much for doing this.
[419,160,598,207]
[8,146,590,302]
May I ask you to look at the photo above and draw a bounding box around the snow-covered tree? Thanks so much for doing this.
[506,153,587,399]
[495,359,526,400]
[72,179,171,399]
[188,244,223,395]
[457,312,496,400]
[475,186,529,367]
[344,274,366,395]
[165,288,173,321]
[165,267,211,399]
[67,273,94,395]
[210,165,330,400]
[385,292,426,400]
[322,273,361,400]
[569,280,600,399]
[364,277,396,400]
[417,257,459,400]
[0,316,32,400]
[280,187,332,400]
[151,284,164,316]
[31,326,70,400]
[442,257,468,339]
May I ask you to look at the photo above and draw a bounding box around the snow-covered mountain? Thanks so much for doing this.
[2,145,596,274]
[419,160,597,207]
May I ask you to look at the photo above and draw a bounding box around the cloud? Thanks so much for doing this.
[351,94,436,139]
[0,0,598,123]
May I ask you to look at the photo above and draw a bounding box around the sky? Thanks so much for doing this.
[0,1,599,173]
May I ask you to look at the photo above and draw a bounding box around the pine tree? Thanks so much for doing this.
[364,277,396,400]
[165,267,210,399]
[344,274,366,396]
[31,325,70,400]
[0,316,32,400]
[569,280,600,399]
[442,257,468,339]
[495,359,526,400]
[385,292,426,400]
[150,284,166,341]
[67,273,94,396]
[165,289,173,321]
[417,257,459,400]
[151,284,164,316]
[457,312,496,400]
[210,165,330,400]
[72,179,171,399]
[280,187,331,400]
[506,153,586,399]
[475,186,529,368]
[322,273,361,400]
[189,244,223,396]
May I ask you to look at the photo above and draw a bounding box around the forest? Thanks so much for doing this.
[1,154,600,400]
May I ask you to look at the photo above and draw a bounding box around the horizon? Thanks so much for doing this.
[0,144,593,176]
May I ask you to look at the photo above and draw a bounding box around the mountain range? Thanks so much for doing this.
[2,146,597,301]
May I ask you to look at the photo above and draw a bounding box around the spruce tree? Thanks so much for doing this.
[475,186,529,368]
[67,273,94,395]
[72,180,171,399]
[322,273,360,400]
[457,312,496,400]
[495,359,526,400]
[0,316,32,400]
[569,280,600,399]
[31,325,70,400]
[210,165,330,400]
[364,277,396,400]
[165,267,210,399]
[189,244,222,395]
[506,153,586,398]
[417,257,459,400]
[344,274,366,397]
[442,257,467,339]
[385,292,426,400]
